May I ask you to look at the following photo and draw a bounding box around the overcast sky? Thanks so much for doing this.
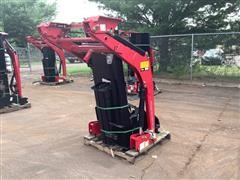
[48,0,106,23]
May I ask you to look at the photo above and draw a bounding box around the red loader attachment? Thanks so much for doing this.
[38,16,170,163]
[0,32,30,113]
[26,36,73,85]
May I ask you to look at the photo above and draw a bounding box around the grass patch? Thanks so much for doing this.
[154,64,240,82]
[192,65,240,81]
[67,64,92,76]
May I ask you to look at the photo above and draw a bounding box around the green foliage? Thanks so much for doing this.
[90,0,240,34]
[192,64,240,81]
[154,63,240,81]
[0,0,56,46]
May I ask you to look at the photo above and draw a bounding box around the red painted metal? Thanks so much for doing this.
[37,22,111,59]
[127,81,139,95]
[4,40,23,97]
[26,36,47,49]
[57,37,98,43]
[82,16,122,33]
[130,133,152,151]
[89,121,101,136]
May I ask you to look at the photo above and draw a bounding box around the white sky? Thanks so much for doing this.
[48,0,107,23]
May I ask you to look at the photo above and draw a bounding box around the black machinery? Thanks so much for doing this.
[0,32,30,112]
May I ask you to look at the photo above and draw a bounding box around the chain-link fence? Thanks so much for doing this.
[15,45,44,72]
[151,32,240,82]
[20,44,91,76]
[26,44,42,61]
[15,46,32,71]
[15,32,240,83]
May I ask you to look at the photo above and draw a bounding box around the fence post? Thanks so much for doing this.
[190,34,194,82]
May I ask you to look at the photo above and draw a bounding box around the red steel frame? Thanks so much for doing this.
[82,16,155,132]
[120,30,156,95]
[2,34,23,97]
[37,22,111,58]
[38,16,158,151]
[26,36,67,81]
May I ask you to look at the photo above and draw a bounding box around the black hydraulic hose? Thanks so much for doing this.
[138,85,146,130]
[59,60,62,74]
[10,72,17,94]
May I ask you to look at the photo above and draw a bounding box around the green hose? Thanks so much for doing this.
[101,127,140,134]
[96,104,129,110]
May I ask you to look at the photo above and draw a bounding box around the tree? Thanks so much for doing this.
[0,0,56,46]
[90,0,239,34]
[90,0,240,71]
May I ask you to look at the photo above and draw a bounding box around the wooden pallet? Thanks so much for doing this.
[84,130,170,163]
[0,103,31,114]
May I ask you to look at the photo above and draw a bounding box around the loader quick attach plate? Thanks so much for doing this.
[84,129,170,163]
[0,103,31,114]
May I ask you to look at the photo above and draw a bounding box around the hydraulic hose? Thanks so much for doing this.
[10,72,17,94]
[138,85,146,133]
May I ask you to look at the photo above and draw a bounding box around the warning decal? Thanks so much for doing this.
[140,61,149,71]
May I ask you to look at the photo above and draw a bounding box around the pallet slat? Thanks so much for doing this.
[84,130,170,163]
